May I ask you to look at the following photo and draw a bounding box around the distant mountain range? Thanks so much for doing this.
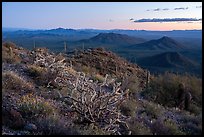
[128,36,186,51]
[3,27,202,39]
[76,33,146,46]
[2,28,202,76]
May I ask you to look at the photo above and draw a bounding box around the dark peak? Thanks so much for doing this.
[159,36,173,41]
[93,33,132,40]
[92,33,123,40]
[57,27,64,29]
[97,32,121,36]
[50,27,75,31]
[55,27,64,30]
[157,36,180,46]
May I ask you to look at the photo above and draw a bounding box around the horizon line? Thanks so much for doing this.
[2,27,202,31]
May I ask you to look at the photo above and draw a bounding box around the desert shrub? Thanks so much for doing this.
[2,71,34,92]
[143,102,161,119]
[127,117,152,135]
[163,119,185,135]
[120,99,137,117]
[121,74,140,99]
[181,122,202,135]
[141,72,202,108]
[188,103,202,115]
[179,114,202,135]
[17,94,55,118]
[91,73,104,82]
[36,114,79,135]
[26,65,58,86]
[27,65,47,77]
[35,86,71,102]
[61,72,130,135]
[26,65,49,85]
[81,65,90,74]
[75,123,110,135]
[151,118,185,135]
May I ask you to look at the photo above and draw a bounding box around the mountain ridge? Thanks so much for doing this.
[137,51,199,68]
[76,32,146,46]
[128,36,187,50]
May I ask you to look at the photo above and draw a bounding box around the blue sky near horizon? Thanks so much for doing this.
[2,2,202,30]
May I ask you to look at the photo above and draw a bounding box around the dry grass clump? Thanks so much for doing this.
[91,73,104,82]
[26,65,51,85]
[2,71,34,92]
[17,94,55,118]
[27,65,48,77]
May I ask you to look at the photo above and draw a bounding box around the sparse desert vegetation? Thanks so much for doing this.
[2,42,202,135]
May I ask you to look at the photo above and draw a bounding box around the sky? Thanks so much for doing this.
[2,2,202,31]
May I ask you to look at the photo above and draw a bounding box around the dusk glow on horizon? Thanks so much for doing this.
[2,2,202,31]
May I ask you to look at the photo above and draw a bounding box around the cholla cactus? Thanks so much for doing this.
[32,48,72,87]
[62,72,131,135]
[32,48,131,134]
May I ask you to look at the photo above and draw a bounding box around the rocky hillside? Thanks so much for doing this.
[2,42,202,135]
[70,47,148,87]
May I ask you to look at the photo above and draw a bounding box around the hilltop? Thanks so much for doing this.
[70,47,147,82]
[79,33,146,46]
[128,36,186,51]
[69,33,146,50]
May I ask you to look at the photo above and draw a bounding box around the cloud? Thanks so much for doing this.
[162,8,169,11]
[134,18,202,23]
[129,18,134,21]
[196,6,202,8]
[109,19,114,22]
[174,7,188,10]
[146,8,169,11]
[153,8,161,11]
